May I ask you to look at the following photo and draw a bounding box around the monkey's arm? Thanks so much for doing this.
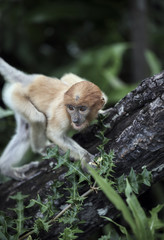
[47,127,94,168]
[98,109,111,115]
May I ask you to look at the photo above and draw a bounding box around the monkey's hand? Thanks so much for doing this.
[98,108,112,116]
[81,152,97,171]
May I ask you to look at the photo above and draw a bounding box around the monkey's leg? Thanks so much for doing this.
[29,122,48,155]
[12,85,47,153]
[0,115,32,180]
[0,115,42,180]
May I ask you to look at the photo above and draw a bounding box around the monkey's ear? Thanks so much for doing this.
[96,97,106,111]
[101,97,105,104]
[101,93,108,107]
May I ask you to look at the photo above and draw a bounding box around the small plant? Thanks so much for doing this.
[59,226,83,240]
[90,167,164,240]
[18,147,95,240]
[95,113,115,180]
[0,192,29,240]
[117,167,152,194]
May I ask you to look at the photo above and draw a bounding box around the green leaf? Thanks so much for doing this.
[103,216,131,240]
[117,174,126,193]
[148,204,164,235]
[9,192,29,237]
[59,207,81,225]
[0,107,13,119]
[26,199,36,209]
[0,232,8,240]
[128,168,139,194]
[54,150,70,169]
[145,50,162,75]
[27,235,33,240]
[89,167,136,235]
[98,233,111,240]
[96,43,129,76]
[65,161,89,183]
[59,227,83,240]
[34,218,51,235]
[125,179,153,240]
[44,146,59,159]
[26,195,50,214]
[10,192,29,201]
[140,167,152,187]
[103,71,125,89]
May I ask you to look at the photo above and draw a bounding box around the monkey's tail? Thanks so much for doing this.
[0,57,38,84]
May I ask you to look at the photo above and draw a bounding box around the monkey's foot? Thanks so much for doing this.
[1,161,39,180]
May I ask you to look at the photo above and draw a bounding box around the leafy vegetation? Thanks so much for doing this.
[0,117,156,239]
[117,167,152,194]
[0,192,29,240]
[0,147,155,240]
[0,107,13,119]
[54,43,136,103]
[90,168,164,240]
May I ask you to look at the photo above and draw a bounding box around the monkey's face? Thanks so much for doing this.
[66,104,89,131]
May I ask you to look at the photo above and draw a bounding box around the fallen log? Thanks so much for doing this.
[0,71,164,239]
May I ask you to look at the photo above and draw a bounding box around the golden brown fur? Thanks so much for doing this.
[64,81,104,107]
[12,75,105,131]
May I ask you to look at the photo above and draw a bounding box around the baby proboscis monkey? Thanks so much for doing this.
[0,58,107,180]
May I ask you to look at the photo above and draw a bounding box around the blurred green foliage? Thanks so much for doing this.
[54,43,137,103]
[0,107,13,119]
[0,0,128,73]
[0,0,164,102]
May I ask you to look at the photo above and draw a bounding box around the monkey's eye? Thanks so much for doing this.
[67,105,75,111]
[79,106,87,112]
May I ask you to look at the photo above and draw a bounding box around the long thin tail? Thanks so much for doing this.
[0,57,38,84]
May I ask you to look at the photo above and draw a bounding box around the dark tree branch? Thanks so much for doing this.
[1,71,164,239]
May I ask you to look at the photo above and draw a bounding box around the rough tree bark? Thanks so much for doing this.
[1,71,164,239]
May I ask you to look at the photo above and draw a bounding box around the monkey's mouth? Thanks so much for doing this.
[71,122,87,131]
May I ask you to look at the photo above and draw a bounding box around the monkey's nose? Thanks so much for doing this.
[73,120,79,125]
[73,119,78,123]
[73,119,80,126]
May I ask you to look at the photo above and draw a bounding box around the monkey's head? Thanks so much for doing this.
[64,81,106,131]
